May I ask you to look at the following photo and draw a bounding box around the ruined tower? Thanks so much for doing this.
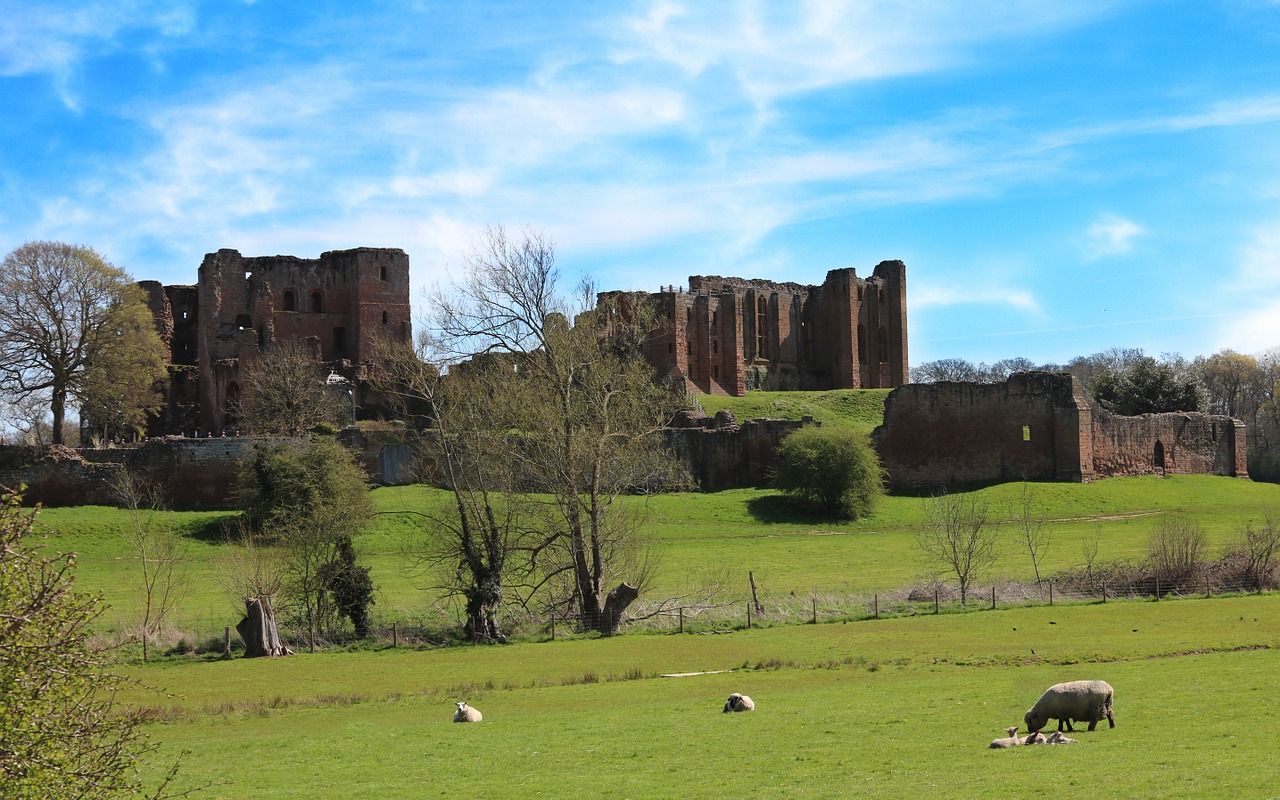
[621,260,908,396]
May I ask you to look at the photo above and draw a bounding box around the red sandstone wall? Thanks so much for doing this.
[663,416,810,490]
[1091,410,1248,479]
[874,372,1248,490]
[873,373,1093,488]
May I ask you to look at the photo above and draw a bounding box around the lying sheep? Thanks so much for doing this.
[988,726,1021,749]
[1025,680,1114,733]
[723,693,755,713]
[453,701,483,723]
[1045,731,1077,745]
[1021,731,1046,745]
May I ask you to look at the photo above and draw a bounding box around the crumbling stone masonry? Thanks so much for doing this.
[872,372,1248,489]
[612,261,908,397]
[141,248,413,436]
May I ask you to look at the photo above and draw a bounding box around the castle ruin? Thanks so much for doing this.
[617,261,908,396]
[140,247,412,436]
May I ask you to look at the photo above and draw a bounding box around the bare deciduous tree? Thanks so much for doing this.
[1229,510,1280,591]
[916,491,999,605]
[1009,482,1050,585]
[109,469,188,662]
[1146,514,1206,591]
[428,225,690,635]
[235,338,344,435]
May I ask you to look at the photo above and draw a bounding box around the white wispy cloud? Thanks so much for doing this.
[1085,214,1143,258]
[619,0,1119,104]
[911,284,1039,312]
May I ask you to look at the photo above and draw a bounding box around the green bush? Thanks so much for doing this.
[774,426,884,519]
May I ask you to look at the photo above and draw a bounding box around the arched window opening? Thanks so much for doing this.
[310,291,323,313]
[1154,440,1166,470]
[283,291,296,312]
[235,314,252,331]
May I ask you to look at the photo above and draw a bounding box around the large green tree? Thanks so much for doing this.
[774,426,883,520]
[0,488,179,798]
[235,436,375,644]
[0,241,166,445]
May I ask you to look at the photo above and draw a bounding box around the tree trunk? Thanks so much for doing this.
[591,582,639,636]
[51,387,66,445]
[463,580,507,644]
[236,596,290,657]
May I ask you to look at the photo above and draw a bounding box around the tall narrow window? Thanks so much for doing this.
[382,310,388,325]
[878,327,889,363]
[1022,425,1032,442]
[756,296,768,359]
[283,291,296,312]
[380,265,388,281]
[311,291,323,313]
[334,327,346,354]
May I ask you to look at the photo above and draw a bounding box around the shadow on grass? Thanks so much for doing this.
[745,493,856,525]
[177,513,241,543]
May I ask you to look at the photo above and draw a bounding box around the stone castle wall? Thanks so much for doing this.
[617,260,908,398]
[873,372,1247,489]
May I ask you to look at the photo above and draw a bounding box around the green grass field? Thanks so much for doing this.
[19,408,1280,798]
[33,474,1280,640]
[697,388,892,433]
[124,594,1280,799]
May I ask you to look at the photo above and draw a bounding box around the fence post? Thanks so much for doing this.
[812,595,818,625]
[392,621,398,648]
[1204,579,1210,599]
[223,626,231,659]
[934,588,940,615]
[551,615,556,641]
[1049,580,1054,606]
[1155,573,1161,601]
[679,607,684,634]
[1102,581,1107,603]
[874,593,879,619]
[747,603,752,629]
[991,585,996,610]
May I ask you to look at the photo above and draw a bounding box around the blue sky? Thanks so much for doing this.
[3,1,1280,367]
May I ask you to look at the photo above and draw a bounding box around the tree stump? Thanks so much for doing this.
[235,596,290,657]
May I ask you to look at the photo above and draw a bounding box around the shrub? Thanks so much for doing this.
[774,426,884,519]
[1146,514,1207,591]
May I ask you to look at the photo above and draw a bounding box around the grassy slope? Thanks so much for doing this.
[128,595,1280,799]
[33,475,1280,634]
[697,388,891,433]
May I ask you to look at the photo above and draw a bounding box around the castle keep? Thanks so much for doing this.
[621,260,908,397]
[140,247,412,436]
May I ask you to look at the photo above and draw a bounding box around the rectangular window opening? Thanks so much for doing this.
[1022,425,1032,442]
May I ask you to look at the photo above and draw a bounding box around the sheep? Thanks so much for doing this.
[1021,731,1047,745]
[1045,731,1077,745]
[1024,680,1114,733]
[723,693,755,713]
[988,726,1021,749]
[453,701,483,723]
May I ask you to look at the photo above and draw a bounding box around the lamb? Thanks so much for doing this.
[988,726,1021,749]
[1045,731,1077,745]
[1021,731,1047,745]
[1024,680,1114,733]
[453,701,483,723]
[723,693,755,713]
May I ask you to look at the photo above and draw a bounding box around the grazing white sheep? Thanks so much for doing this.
[453,701,483,723]
[723,693,755,713]
[1021,731,1047,745]
[988,726,1021,749]
[1024,680,1114,733]
[1045,731,1077,745]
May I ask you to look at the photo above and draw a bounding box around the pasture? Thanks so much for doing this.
[30,474,1280,639]
[124,595,1280,799]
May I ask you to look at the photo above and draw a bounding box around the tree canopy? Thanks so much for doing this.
[0,241,166,445]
